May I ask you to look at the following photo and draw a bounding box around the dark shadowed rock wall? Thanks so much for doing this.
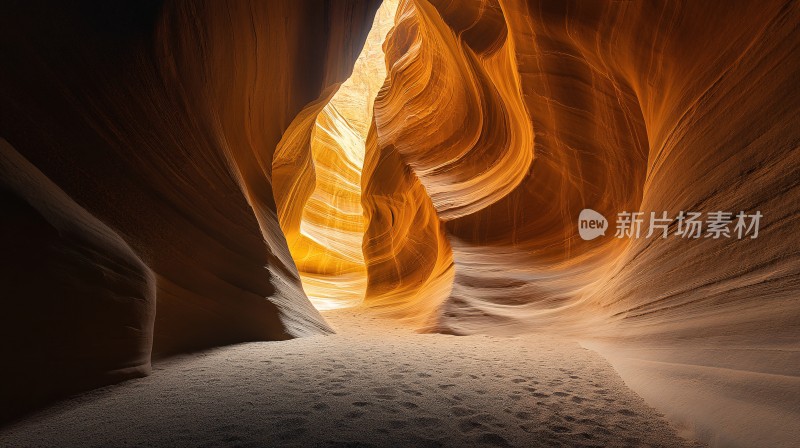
[0,0,379,420]
[0,139,156,422]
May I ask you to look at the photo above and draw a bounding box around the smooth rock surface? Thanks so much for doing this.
[0,139,156,422]
[0,0,381,356]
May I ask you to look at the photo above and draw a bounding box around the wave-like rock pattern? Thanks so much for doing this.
[375,0,535,221]
[286,103,369,310]
[367,0,647,322]
[361,121,455,323]
[274,0,397,311]
[368,0,799,445]
[374,0,799,343]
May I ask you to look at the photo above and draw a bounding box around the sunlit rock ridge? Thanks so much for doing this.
[275,0,399,311]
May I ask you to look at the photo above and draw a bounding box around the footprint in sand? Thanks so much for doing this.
[388,420,407,429]
[371,387,397,400]
[413,417,442,427]
[514,411,534,420]
[402,388,423,396]
[476,432,512,447]
[458,419,487,433]
[451,406,477,417]
[280,416,307,427]
[312,403,329,411]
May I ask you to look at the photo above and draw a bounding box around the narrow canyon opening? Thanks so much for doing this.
[278,0,399,311]
[2,1,796,446]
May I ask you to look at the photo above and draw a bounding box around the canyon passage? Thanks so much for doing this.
[0,1,798,447]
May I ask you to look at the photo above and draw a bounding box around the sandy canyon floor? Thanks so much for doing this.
[1,310,701,447]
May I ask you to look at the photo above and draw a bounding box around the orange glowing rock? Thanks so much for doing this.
[275,0,399,310]
[3,1,797,443]
[362,1,800,445]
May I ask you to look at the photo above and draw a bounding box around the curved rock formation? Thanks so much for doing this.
[284,102,370,311]
[0,0,380,420]
[0,139,156,422]
[274,0,398,311]
[1,0,797,444]
[369,0,800,334]
[364,0,800,445]
[0,0,380,358]
[365,0,647,324]
[377,0,535,222]
[361,121,455,322]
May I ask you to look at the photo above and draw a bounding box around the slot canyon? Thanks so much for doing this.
[0,1,798,447]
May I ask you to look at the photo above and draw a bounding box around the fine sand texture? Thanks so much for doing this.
[0,310,702,448]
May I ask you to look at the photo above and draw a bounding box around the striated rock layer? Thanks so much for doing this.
[366,0,799,445]
[275,0,399,311]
